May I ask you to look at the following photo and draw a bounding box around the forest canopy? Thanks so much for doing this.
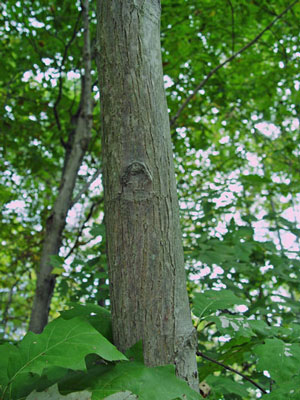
[1,0,300,399]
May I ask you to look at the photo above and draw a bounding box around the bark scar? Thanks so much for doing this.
[121,161,153,200]
[121,161,152,186]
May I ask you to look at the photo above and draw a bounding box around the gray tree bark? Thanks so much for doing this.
[29,0,93,333]
[96,0,199,391]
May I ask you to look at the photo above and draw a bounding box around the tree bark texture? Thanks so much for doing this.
[29,0,93,333]
[96,0,199,390]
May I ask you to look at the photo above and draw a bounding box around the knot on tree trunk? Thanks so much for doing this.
[121,161,153,201]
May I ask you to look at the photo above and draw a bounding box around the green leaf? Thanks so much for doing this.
[247,319,270,337]
[241,174,270,184]
[0,185,15,205]
[49,255,64,268]
[2,317,126,399]
[90,362,201,400]
[60,304,112,341]
[0,343,18,389]
[52,267,65,275]
[125,341,144,362]
[254,338,300,384]
[87,257,101,267]
[265,376,300,399]
[193,290,249,319]
[90,224,106,238]
[198,250,225,265]
[206,375,249,398]
[206,315,254,337]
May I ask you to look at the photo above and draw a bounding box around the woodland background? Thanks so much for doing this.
[1,0,300,399]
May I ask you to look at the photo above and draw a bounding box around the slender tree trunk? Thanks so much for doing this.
[96,0,199,391]
[29,0,93,333]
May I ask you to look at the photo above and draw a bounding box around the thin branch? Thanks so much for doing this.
[64,198,103,259]
[196,351,267,394]
[64,205,94,260]
[92,79,99,90]
[81,0,93,130]
[170,0,299,128]
[70,168,101,208]
[226,0,235,54]
[53,9,83,131]
[60,0,96,257]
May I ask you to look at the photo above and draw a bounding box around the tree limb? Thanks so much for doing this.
[196,351,267,394]
[170,0,299,128]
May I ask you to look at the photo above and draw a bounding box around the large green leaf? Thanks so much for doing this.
[0,344,18,392]
[265,376,300,399]
[1,317,126,400]
[247,319,271,337]
[254,338,300,384]
[58,359,202,400]
[90,362,201,400]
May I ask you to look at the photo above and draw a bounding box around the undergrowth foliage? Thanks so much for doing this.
[1,298,300,399]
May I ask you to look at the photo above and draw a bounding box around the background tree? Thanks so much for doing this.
[29,0,93,333]
[0,0,104,336]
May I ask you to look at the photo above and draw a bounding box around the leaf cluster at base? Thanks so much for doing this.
[0,304,201,400]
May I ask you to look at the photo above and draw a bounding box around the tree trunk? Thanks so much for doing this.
[29,0,93,333]
[96,0,199,391]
